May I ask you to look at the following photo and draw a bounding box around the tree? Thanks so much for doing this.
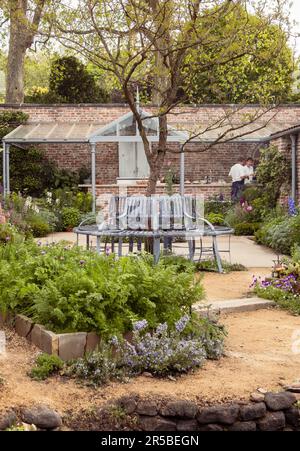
[52,0,290,194]
[183,5,295,103]
[47,56,108,103]
[0,0,47,103]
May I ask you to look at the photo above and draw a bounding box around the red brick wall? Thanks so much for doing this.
[2,103,300,193]
[2,103,300,125]
[160,142,259,183]
[35,140,257,185]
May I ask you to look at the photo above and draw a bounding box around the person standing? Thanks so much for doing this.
[229,158,247,201]
[243,157,254,185]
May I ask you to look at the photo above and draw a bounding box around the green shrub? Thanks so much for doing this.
[25,213,52,237]
[0,223,24,244]
[205,198,232,215]
[61,207,81,230]
[206,213,225,225]
[242,186,264,203]
[254,283,300,315]
[255,144,290,208]
[225,204,253,228]
[0,243,204,336]
[65,343,123,387]
[234,222,261,236]
[195,259,247,273]
[160,255,196,273]
[255,214,300,255]
[29,353,64,380]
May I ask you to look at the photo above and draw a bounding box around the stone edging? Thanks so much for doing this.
[1,391,299,431]
[0,312,100,361]
[116,391,300,431]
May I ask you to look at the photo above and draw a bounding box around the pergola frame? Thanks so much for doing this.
[2,110,189,212]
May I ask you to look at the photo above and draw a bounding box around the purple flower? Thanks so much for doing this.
[133,319,148,331]
[175,315,190,333]
[5,236,10,241]
[79,260,85,265]
[288,197,297,216]
[156,323,168,334]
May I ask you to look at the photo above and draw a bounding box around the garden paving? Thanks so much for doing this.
[38,233,283,268]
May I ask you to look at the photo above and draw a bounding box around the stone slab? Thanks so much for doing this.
[28,324,45,349]
[85,332,100,353]
[58,332,87,361]
[15,314,33,338]
[195,297,275,315]
[40,329,59,356]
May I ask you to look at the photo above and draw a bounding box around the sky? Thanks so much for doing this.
[290,2,300,55]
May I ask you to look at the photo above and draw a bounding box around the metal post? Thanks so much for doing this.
[91,142,96,213]
[290,134,297,201]
[212,236,223,273]
[180,144,185,196]
[2,142,6,196]
[6,144,10,195]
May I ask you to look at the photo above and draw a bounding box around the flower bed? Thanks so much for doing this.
[67,316,225,383]
[251,248,300,315]
[0,241,204,337]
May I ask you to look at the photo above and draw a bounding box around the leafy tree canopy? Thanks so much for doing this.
[25,55,109,103]
[183,5,295,104]
[48,56,108,103]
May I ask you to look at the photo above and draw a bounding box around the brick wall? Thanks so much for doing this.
[2,103,300,195]
[159,142,259,183]
[2,103,300,125]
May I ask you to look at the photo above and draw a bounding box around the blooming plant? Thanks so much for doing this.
[113,315,224,377]
[251,255,300,316]
[288,197,297,217]
[67,316,225,386]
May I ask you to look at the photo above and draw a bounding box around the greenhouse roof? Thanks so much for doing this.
[3,110,189,144]
[2,108,298,144]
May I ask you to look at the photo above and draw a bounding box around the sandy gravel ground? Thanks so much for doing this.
[1,308,300,413]
[201,268,271,302]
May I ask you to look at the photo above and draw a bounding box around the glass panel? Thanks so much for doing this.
[142,117,158,136]
[7,123,38,140]
[119,116,137,136]
[25,123,59,140]
[101,123,117,136]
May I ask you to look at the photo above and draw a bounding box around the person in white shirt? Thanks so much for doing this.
[229,158,247,201]
[243,157,254,185]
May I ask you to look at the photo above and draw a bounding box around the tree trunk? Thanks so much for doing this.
[5,25,27,103]
[5,0,46,103]
[146,168,160,196]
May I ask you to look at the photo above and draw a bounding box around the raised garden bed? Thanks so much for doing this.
[0,312,100,360]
